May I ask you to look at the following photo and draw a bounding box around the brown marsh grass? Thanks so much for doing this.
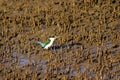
[0,0,120,79]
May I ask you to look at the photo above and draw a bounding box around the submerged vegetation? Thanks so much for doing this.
[0,0,120,79]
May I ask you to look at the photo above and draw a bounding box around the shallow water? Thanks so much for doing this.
[3,41,118,79]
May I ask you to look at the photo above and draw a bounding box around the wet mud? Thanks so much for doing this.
[0,0,120,79]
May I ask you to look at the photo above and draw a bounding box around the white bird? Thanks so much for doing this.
[37,36,57,49]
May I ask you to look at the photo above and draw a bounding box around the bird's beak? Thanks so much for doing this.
[55,36,61,38]
[53,36,62,39]
[55,36,58,39]
[57,36,62,38]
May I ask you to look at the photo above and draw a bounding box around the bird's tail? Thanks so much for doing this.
[37,41,44,47]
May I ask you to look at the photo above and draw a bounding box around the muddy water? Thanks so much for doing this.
[0,0,120,79]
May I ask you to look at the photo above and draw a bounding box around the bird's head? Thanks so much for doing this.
[49,36,58,41]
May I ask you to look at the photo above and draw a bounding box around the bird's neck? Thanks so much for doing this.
[50,39,54,44]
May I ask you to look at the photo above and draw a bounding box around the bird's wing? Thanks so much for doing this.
[43,40,50,47]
